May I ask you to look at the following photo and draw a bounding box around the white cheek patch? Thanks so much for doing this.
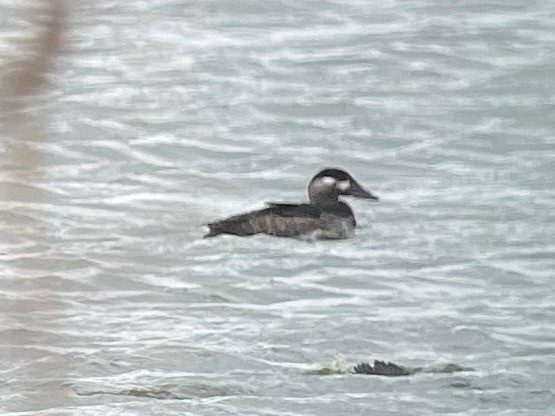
[337,180,350,191]
[321,176,336,186]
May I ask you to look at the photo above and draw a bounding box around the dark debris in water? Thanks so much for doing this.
[119,387,180,400]
[314,357,473,378]
[353,360,411,377]
[450,378,472,389]
[75,383,245,401]
[430,363,474,373]
[315,366,345,375]
[312,354,347,375]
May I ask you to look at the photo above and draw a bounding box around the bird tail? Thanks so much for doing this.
[203,223,222,238]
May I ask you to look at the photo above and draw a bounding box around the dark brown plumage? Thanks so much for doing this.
[205,168,378,239]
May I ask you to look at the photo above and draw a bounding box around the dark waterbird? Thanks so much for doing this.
[205,168,379,239]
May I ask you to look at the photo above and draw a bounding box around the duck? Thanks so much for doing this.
[204,168,379,239]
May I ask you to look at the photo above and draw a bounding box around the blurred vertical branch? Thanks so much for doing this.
[0,0,65,125]
[0,0,68,412]
[0,0,65,214]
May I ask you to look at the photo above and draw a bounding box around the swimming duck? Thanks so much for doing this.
[205,168,379,239]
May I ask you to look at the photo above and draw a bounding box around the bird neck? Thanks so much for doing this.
[308,190,339,206]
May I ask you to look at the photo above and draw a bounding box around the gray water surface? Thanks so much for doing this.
[1,1,554,415]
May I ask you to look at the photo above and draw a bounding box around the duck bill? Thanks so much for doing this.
[347,181,379,200]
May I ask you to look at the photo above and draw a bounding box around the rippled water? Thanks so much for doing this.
[1,0,554,415]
